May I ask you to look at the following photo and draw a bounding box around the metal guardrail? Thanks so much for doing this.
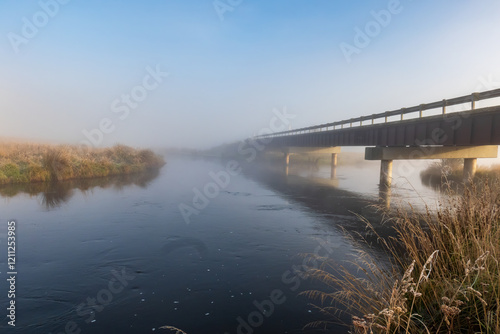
[255,88,500,138]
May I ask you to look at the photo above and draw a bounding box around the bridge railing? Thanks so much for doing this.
[255,88,500,138]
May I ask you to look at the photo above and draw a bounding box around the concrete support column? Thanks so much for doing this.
[366,145,497,186]
[330,153,338,179]
[284,152,290,176]
[380,160,393,187]
[379,185,391,209]
[463,158,477,181]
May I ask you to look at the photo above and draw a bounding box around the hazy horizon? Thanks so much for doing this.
[2,3,500,332]
[1,1,500,150]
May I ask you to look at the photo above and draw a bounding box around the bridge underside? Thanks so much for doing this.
[263,106,500,187]
[265,143,497,187]
[254,90,500,208]
[268,144,497,187]
[365,145,498,187]
[270,147,342,178]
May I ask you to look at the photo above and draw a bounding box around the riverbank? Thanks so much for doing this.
[0,142,165,184]
[420,159,500,185]
[303,178,500,333]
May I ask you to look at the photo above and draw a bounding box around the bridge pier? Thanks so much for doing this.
[380,160,393,187]
[379,183,391,209]
[463,158,477,181]
[366,145,498,186]
[284,152,290,175]
[278,147,341,177]
[331,153,338,179]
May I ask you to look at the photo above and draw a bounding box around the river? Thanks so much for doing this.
[0,156,442,334]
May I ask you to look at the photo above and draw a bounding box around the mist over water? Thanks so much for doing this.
[2,1,500,332]
[0,156,442,333]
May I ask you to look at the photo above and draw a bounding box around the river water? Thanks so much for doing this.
[0,156,441,334]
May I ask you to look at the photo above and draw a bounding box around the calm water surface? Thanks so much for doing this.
[0,157,440,333]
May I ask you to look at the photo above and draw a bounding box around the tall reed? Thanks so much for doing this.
[302,180,500,333]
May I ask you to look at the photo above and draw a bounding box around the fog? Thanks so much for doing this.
[2,3,500,332]
[1,0,500,149]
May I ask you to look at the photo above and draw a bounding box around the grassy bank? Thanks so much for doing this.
[420,159,500,185]
[0,142,165,184]
[302,179,500,333]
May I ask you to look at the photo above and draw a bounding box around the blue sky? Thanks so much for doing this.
[1,0,500,148]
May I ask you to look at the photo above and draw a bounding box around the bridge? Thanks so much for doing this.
[255,88,500,187]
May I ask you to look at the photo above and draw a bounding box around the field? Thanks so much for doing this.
[0,141,165,185]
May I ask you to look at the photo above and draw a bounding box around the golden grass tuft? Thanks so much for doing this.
[302,179,500,333]
[421,159,500,187]
[0,141,165,184]
[159,326,188,334]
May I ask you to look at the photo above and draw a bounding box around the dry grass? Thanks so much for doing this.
[301,179,500,333]
[474,165,500,183]
[421,159,500,186]
[0,141,165,184]
[159,326,188,334]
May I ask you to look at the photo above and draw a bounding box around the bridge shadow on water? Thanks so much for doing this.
[238,160,399,258]
[0,169,161,210]
[233,160,406,332]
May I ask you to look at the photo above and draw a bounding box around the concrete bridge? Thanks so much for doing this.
[255,89,500,187]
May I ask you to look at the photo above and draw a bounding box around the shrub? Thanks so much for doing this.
[42,148,74,181]
[26,163,51,182]
[138,149,164,167]
[0,141,165,185]
[0,170,8,184]
[0,163,28,183]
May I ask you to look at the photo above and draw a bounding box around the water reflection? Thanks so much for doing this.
[420,172,462,193]
[239,160,397,252]
[243,161,374,215]
[331,164,337,179]
[0,169,160,209]
[0,157,398,333]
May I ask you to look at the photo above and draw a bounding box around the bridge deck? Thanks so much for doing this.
[266,105,500,147]
[256,88,500,148]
